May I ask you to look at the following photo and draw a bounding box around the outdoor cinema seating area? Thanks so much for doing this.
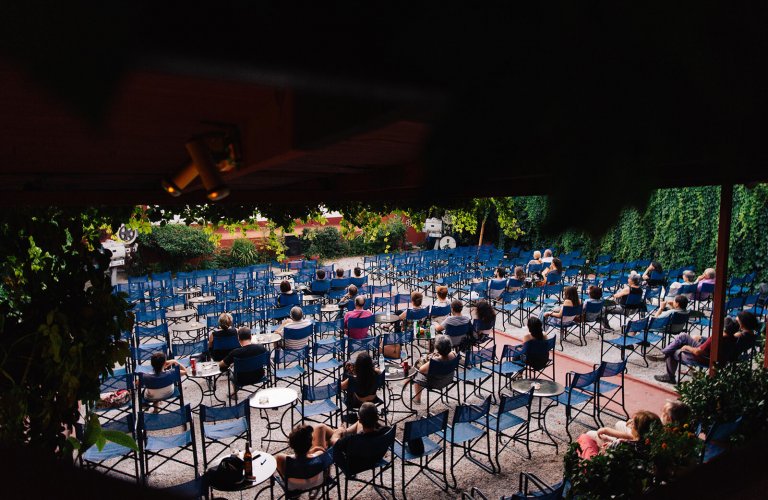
[84,244,766,498]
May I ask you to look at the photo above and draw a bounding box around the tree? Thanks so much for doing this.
[448,197,524,246]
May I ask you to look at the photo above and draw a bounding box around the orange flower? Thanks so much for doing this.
[661,443,667,449]
[683,423,689,429]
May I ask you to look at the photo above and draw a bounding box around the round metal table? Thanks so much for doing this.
[250,333,283,346]
[165,308,196,324]
[208,449,277,494]
[189,295,216,305]
[302,294,322,303]
[375,313,401,324]
[512,378,565,451]
[320,304,340,321]
[274,271,296,279]
[185,360,225,407]
[250,387,299,451]
[169,320,206,342]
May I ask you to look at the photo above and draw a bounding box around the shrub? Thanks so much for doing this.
[305,226,349,259]
[229,238,260,266]
[136,224,215,271]
[363,218,407,254]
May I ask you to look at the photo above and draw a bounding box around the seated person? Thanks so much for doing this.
[395,291,425,333]
[541,248,554,264]
[695,268,716,299]
[654,315,738,384]
[642,261,664,287]
[509,317,550,370]
[344,296,373,340]
[472,299,496,340]
[404,335,456,404]
[542,285,580,323]
[576,410,661,460]
[276,424,337,492]
[341,352,381,409]
[275,306,313,349]
[338,284,359,315]
[526,251,543,273]
[541,257,563,280]
[433,286,450,307]
[653,294,689,319]
[208,312,238,361]
[509,266,527,290]
[588,401,690,449]
[667,270,697,298]
[316,269,327,281]
[733,310,759,359]
[606,274,644,317]
[142,352,186,412]
[434,299,471,347]
[583,285,608,327]
[335,268,346,279]
[219,327,268,388]
[353,267,364,278]
[277,280,300,307]
[488,268,507,300]
[330,403,391,474]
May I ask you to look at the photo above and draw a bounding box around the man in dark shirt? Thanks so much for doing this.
[219,327,267,386]
[331,403,390,475]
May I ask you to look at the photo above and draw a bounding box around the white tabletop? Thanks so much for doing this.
[165,308,196,319]
[250,333,282,345]
[170,321,206,332]
[188,361,221,378]
[189,295,216,304]
[321,304,340,312]
[250,387,298,409]
[213,450,277,487]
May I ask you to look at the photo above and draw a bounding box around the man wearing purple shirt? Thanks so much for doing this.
[696,268,716,300]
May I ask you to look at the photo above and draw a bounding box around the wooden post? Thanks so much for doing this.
[709,184,733,376]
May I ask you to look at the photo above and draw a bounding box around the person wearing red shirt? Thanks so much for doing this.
[343,296,372,340]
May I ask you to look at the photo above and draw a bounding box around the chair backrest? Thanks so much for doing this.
[212,334,241,352]
[453,395,492,425]
[302,380,340,402]
[559,305,582,320]
[426,353,461,377]
[403,410,449,441]
[382,330,414,346]
[314,319,344,336]
[172,340,208,360]
[465,347,495,367]
[647,315,671,331]
[135,323,169,340]
[499,387,534,414]
[335,426,396,475]
[312,337,345,359]
[669,311,690,333]
[350,276,368,287]
[583,300,604,315]
[625,317,649,334]
[347,315,376,330]
[569,366,600,390]
[347,335,380,356]
[310,279,331,293]
[330,278,351,289]
[598,359,627,379]
[131,342,168,365]
[284,451,334,491]
[275,345,310,366]
[405,308,429,321]
[233,351,270,381]
[140,365,181,390]
[394,293,412,307]
[429,305,451,318]
[140,404,193,433]
[136,308,166,324]
[444,320,473,341]
[283,324,314,344]
[267,305,293,321]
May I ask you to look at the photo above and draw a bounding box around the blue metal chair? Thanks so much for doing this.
[295,380,342,428]
[594,360,629,424]
[273,345,310,389]
[346,335,380,363]
[272,449,337,499]
[444,321,473,350]
[210,334,240,362]
[405,353,462,415]
[496,345,526,392]
[346,314,375,339]
[139,365,185,413]
[550,366,600,441]
[196,302,225,320]
[544,305,583,350]
[311,337,345,385]
[79,413,142,483]
[428,304,451,320]
[484,388,534,466]
[228,351,271,403]
[171,339,208,368]
[334,425,397,500]
[581,300,606,340]
[382,330,415,365]
[130,342,168,374]
[199,400,251,470]
[138,405,199,486]
[701,417,743,463]
[458,347,496,403]
[135,323,170,345]
[92,373,137,431]
[600,317,650,366]
[394,410,450,499]
[310,279,331,296]
[439,395,495,490]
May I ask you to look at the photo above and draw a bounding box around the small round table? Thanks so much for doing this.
[170,320,206,342]
[375,314,400,324]
[250,333,283,346]
[209,450,277,496]
[176,287,201,305]
[250,387,299,451]
[384,365,417,423]
[512,378,565,451]
[320,304,340,321]
[186,361,225,407]
[274,271,295,279]
[302,294,322,303]
[189,295,216,306]
[165,308,196,324]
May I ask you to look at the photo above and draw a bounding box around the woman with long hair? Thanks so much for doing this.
[341,351,380,408]
[542,285,581,322]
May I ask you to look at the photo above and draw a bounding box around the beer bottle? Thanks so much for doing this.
[244,442,253,479]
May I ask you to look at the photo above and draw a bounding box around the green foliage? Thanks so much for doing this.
[305,227,349,259]
[301,218,408,258]
[0,207,133,456]
[228,238,260,266]
[564,441,651,499]
[645,424,702,480]
[136,223,215,271]
[677,358,768,440]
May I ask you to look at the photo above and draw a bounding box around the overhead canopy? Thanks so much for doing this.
[1,3,767,213]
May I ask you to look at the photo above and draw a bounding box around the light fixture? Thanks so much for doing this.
[161,162,198,197]
[185,138,230,201]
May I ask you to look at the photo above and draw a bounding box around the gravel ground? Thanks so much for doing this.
[99,255,675,498]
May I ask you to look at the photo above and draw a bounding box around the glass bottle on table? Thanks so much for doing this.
[244,442,254,479]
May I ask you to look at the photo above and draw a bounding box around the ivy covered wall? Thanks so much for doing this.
[514,184,768,281]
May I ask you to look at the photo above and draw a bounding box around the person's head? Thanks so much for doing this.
[533,250,542,260]
[704,268,716,279]
[723,316,740,336]
[495,267,506,278]
[629,274,641,286]
[150,352,166,374]
[564,286,580,306]
[551,257,563,273]
[736,310,759,332]
[475,300,496,323]
[450,299,463,315]
[335,268,345,278]
[354,296,366,309]
[543,249,553,258]
[650,261,663,273]
[435,335,452,357]
[280,280,291,293]
[436,286,449,301]
[631,410,661,440]
[411,291,423,307]
[527,317,544,340]
[514,266,525,280]
[316,269,326,280]
[288,425,314,457]
[290,306,304,322]
[358,402,379,431]
[661,400,691,426]
[346,284,358,298]
[354,351,376,381]
[673,295,689,310]
[238,327,252,344]
[588,285,602,301]
[218,312,233,329]
[353,267,362,277]
[682,270,696,283]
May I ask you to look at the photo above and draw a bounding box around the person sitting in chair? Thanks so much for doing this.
[652,294,689,319]
[509,317,550,371]
[395,291,425,333]
[576,411,661,460]
[434,299,471,347]
[541,249,554,264]
[642,261,664,287]
[527,251,543,272]
[344,296,373,340]
[142,352,186,413]
[208,312,238,361]
[403,335,457,405]
[330,403,390,474]
[605,274,644,321]
[338,284,359,316]
[276,280,299,307]
[219,327,267,389]
[341,352,381,409]
[275,424,337,492]
[667,270,697,298]
[695,268,716,300]
[541,285,580,323]
[275,306,313,349]
[541,257,563,280]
